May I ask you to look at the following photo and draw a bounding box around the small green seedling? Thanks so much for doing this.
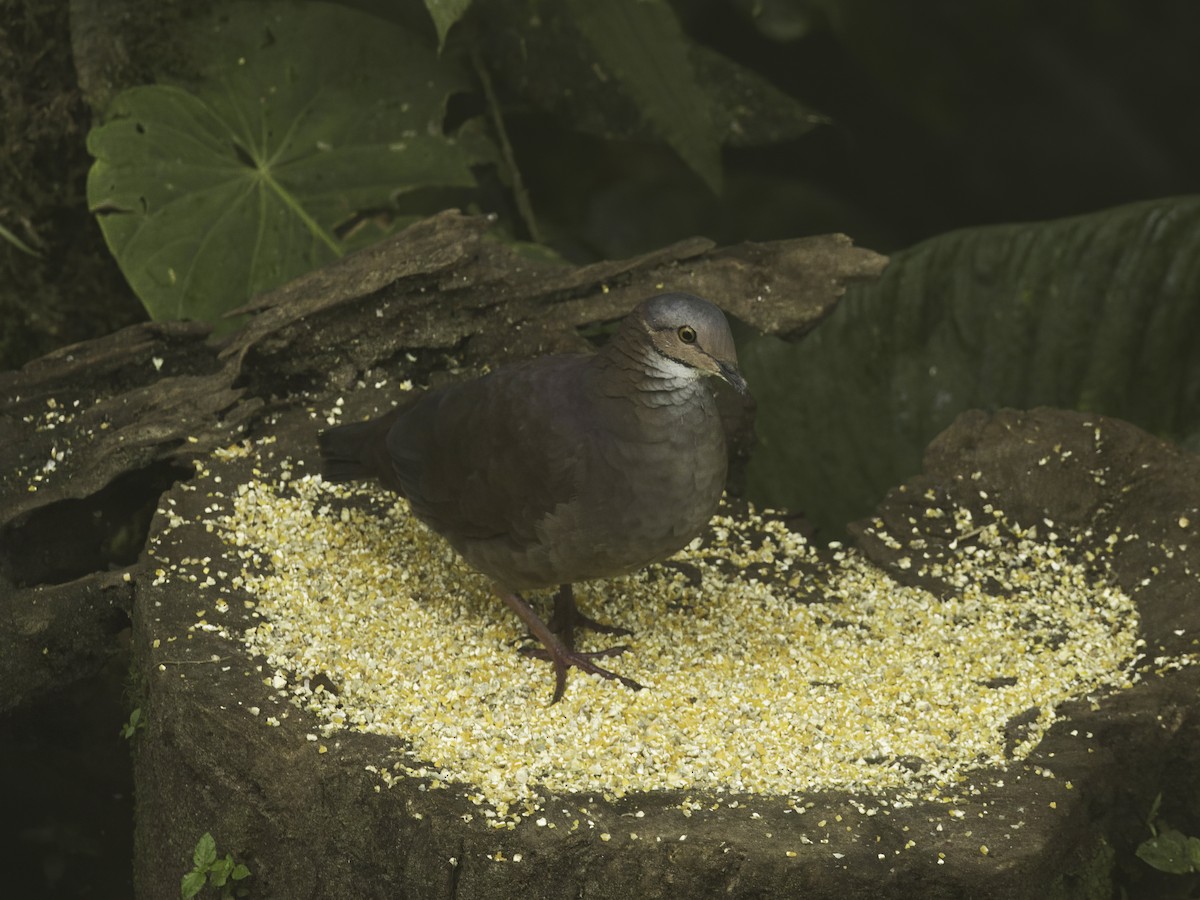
[181,832,251,899]
[120,707,146,740]
[1136,793,1200,876]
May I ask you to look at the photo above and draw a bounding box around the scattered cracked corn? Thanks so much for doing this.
[163,441,1171,824]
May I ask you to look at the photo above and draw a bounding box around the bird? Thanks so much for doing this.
[318,292,749,703]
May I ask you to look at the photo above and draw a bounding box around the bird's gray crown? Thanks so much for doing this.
[636,292,729,334]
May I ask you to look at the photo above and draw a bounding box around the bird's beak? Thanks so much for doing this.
[716,360,750,396]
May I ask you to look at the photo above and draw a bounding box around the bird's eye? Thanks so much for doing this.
[677,325,697,344]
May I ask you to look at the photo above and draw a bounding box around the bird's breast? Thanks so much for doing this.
[450,376,729,591]
[555,387,728,571]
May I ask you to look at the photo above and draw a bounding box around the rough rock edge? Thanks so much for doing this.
[132,406,1199,899]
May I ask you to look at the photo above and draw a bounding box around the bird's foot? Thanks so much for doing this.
[550,607,633,638]
[546,584,633,646]
[500,588,643,704]
[540,645,645,704]
[517,641,644,702]
[518,644,627,662]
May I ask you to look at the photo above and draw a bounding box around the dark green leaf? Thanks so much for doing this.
[209,855,234,886]
[478,2,818,161]
[1188,835,1200,870]
[181,870,207,900]
[87,1,485,329]
[567,0,722,193]
[1137,829,1197,874]
[231,863,251,880]
[120,708,137,738]
[193,832,217,870]
[743,197,1200,533]
[424,0,473,50]
[690,45,827,147]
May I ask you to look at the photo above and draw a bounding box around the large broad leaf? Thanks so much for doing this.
[742,196,1200,534]
[565,0,722,193]
[423,0,474,50]
[87,1,486,328]
[473,1,821,199]
[688,44,828,148]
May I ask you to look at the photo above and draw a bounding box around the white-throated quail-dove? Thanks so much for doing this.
[318,292,750,702]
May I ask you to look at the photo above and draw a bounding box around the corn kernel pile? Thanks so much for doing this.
[191,440,1145,823]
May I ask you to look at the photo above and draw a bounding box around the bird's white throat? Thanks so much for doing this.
[643,352,703,389]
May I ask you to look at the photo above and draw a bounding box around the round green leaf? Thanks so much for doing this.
[87,1,484,328]
[1137,829,1196,875]
[180,869,207,899]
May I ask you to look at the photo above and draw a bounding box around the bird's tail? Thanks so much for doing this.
[317,416,394,483]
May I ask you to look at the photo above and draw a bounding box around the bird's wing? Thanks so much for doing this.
[385,356,588,546]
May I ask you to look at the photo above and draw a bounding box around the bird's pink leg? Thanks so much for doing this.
[498,588,643,704]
